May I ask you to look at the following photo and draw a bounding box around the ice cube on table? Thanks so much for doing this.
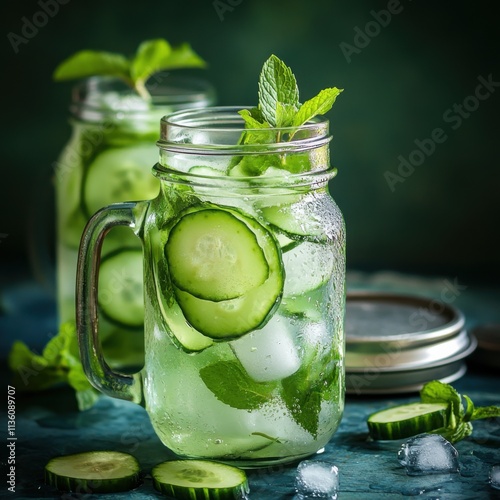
[230,316,300,382]
[491,464,500,490]
[397,433,460,476]
[295,460,339,499]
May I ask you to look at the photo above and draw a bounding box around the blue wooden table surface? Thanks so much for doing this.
[1,269,500,499]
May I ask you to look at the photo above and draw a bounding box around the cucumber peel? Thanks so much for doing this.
[152,459,249,499]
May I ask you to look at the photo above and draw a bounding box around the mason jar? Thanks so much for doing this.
[76,106,346,466]
[54,75,216,369]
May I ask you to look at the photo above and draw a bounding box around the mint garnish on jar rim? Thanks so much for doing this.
[231,54,343,176]
[239,54,343,136]
[52,38,207,100]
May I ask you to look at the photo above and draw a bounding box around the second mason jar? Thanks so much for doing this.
[76,106,346,466]
[55,75,215,369]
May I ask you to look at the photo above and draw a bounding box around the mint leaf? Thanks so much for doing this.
[281,354,339,438]
[292,87,343,128]
[419,380,500,443]
[420,380,464,421]
[258,54,299,126]
[469,405,500,420]
[282,372,323,438]
[238,109,269,129]
[7,322,100,410]
[276,102,297,128]
[199,361,276,410]
[130,38,172,86]
[53,50,130,82]
[54,38,207,100]
[157,42,207,70]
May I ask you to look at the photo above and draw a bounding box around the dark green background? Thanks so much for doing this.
[3,0,499,286]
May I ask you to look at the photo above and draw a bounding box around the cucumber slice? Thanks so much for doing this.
[98,248,144,328]
[151,460,249,499]
[189,165,223,176]
[165,208,269,301]
[83,144,159,217]
[166,206,283,340]
[159,295,214,352]
[282,241,334,297]
[44,450,141,493]
[367,402,450,440]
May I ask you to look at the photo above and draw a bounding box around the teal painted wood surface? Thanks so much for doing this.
[2,270,499,498]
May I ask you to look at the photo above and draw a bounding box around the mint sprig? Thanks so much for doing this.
[234,54,343,175]
[53,38,207,100]
[420,380,500,443]
[240,54,342,134]
[7,322,99,411]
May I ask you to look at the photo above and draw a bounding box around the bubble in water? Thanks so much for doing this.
[295,460,339,499]
[397,433,460,476]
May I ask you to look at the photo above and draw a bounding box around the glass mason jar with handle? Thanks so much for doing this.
[76,106,346,467]
[55,75,215,369]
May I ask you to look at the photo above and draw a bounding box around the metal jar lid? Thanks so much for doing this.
[344,291,477,395]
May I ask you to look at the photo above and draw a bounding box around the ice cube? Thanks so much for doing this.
[397,433,460,476]
[295,460,339,499]
[230,316,300,382]
[490,464,500,490]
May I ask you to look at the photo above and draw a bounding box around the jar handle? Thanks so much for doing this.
[76,201,146,405]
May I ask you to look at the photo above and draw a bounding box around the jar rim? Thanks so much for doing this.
[157,106,331,154]
[69,74,216,121]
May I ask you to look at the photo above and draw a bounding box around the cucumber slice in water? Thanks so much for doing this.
[367,402,450,440]
[152,460,249,500]
[261,204,324,241]
[44,450,141,493]
[164,204,284,339]
[166,208,269,301]
[282,241,334,297]
[83,144,159,217]
[98,248,144,328]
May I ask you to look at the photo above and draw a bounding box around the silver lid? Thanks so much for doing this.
[344,291,477,394]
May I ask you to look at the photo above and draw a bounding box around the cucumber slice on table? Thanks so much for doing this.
[98,248,144,328]
[152,460,249,499]
[44,451,141,493]
[164,204,284,340]
[82,144,159,217]
[367,402,450,440]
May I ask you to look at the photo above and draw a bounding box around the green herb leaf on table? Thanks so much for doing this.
[7,322,99,411]
[421,379,500,442]
[53,38,207,100]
